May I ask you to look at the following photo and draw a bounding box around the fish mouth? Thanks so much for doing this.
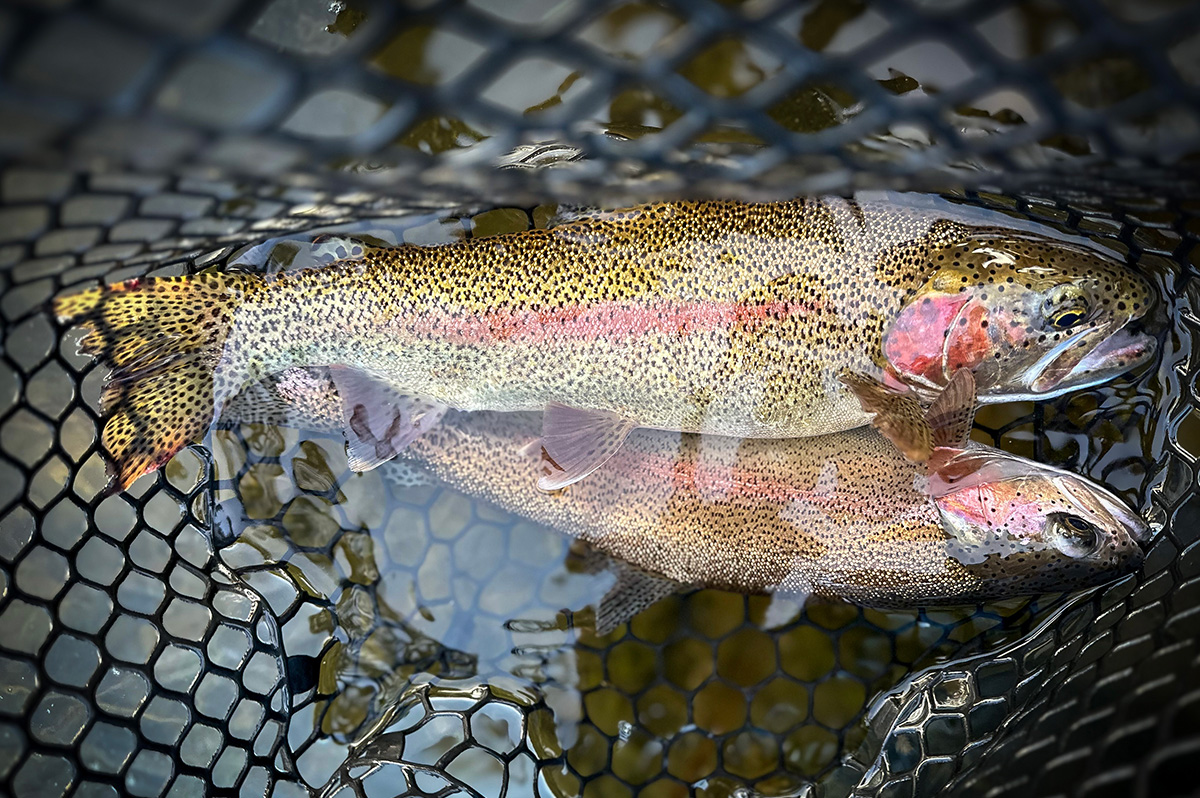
[1057,474,1154,545]
[1028,324,1157,395]
[1089,488,1154,545]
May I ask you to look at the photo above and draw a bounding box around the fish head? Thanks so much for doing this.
[930,447,1148,598]
[883,225,1157,401]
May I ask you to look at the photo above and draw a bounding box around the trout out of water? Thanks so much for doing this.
[54,196,1156,491]
[220,368,1148,612]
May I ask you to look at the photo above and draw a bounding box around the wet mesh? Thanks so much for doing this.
[0,2,1198,798]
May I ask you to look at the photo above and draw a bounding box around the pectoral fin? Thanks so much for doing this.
[537,403,636,491]
[840,372,933,462]
[926,369,977,449]
[327,366,447,472]
[842,369,979,464]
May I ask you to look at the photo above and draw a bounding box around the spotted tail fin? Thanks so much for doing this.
[53,273,263,490]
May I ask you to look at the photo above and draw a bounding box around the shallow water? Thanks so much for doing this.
[178,193,1183,796]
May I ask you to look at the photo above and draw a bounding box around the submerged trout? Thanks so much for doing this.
[221,367,1148,613]
[54,196,1156,491]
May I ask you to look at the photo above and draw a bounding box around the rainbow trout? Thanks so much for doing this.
[54,197,1156,491]
[222,368,1147,617]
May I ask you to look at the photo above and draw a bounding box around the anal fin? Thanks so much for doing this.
[538,403,635,491]
[328,366,447,472]
[595,563,683,636]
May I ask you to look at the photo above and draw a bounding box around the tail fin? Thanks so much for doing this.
[53,273,263,490]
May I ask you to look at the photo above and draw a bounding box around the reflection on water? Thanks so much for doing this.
[191,195,1180,795]
[209,422,1063,795]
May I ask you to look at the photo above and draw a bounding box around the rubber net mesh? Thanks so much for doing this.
[0,1,1198,797]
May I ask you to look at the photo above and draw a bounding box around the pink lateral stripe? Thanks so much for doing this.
[622,447,909,519]
[618,446,821,506]
[406,299,820,345]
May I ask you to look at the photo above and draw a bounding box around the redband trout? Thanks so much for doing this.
[221,367,1147,617]
[54,197,1156,491]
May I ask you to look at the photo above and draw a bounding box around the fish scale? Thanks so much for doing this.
[54,196,1155,490]
[399,413,1145,606]
[237,199,908,436]
[216,375,1147,610]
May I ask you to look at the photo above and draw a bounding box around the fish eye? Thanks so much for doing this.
[1048,307,1088,330]
[1044,286,1091,330]
[1050,513,1101,558]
